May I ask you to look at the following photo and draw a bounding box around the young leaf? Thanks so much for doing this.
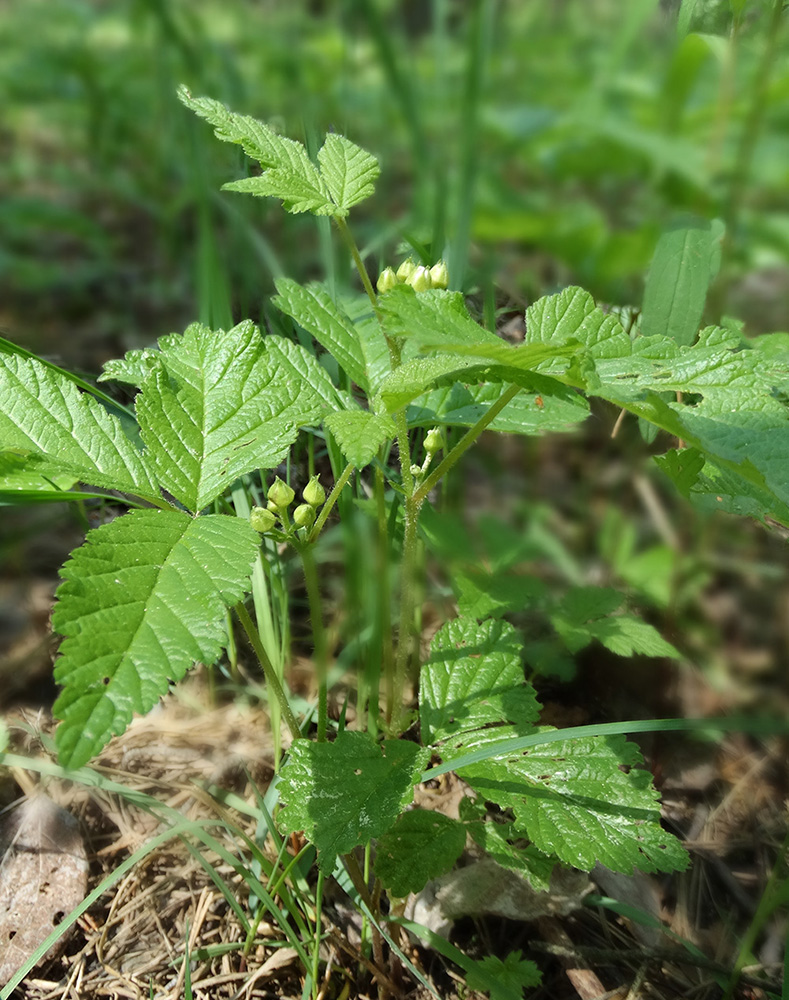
[273,279,369,389]
[323,410,395,468]
[420,618,541,747]
[135,321,338,512]
[464,951,542,1000]
[178,87,334,216]
[641,216,723,346]
[278,731,427,873]
[52,509,260,769]
[374,810,466,897]
[0,354,160,503]
[317,133,380,214]
[461,733,689,874]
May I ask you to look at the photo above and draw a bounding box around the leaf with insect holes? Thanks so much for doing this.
[323,410,396,468]
[52,509,259,769]
[278,731,427,873]
[135,321,339,512]
[420,618,541,748]
[0,354,160,503]
[460,732,689,874]
[374,809,466,896]
[317,133,380,214]
[273,279,369,389]
[178,88,334,216]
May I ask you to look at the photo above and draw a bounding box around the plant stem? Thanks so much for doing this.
[373,461,393,735]
[298,541,330,741]
[311,870,325,1000]
[234,601,301,742]
[390,492,419,729]
[414,382,522,505]
[308,461,355,543]
[334,215,377,308]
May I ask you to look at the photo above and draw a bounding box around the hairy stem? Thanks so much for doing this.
[334,214,378,308]
[234,601,301,741]
[308,461,354,543]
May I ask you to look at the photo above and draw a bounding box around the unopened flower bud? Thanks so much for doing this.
[396,259,417,283]
[410,463,421,477]
[293,503,317,529]
[303,475,326,508]
[250,506,277,533]
[429,260,449,289]
[268,477,295,510]
[377,266,397,294]
[407,265,431,292]
[424,427,443,454]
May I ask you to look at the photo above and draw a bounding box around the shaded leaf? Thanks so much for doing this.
[374,810,466,897]
[324,410,395,468]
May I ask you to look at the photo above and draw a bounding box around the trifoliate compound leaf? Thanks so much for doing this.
[317,133,380,214]
[641,216,723,346]
[52,508,259,768]
[324,410,395,468]
[273,280,369,389]
[278,731,426,872]
[461,733,689,874]
[464,950,542,999]
[178,88,334,216]
[420,618,540,747]
[135,321,337,512]
[0,354,160,503]
[374,809,466,897]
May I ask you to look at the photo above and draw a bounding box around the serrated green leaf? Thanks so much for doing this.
[420,618,541,747]
[340,293,392,393]
[558,586,624,623]
[178,87,334,216]
[379,286,502,347]
[583,616,680,658]
[52,509,259,768]
[273,280,369,388]
[317,133,380,213]
[408,380,589,435]
[464,950,542,999]
[135,321,338,512]
[323,410,395,468]
[374,809,466,897]
[0,354,160,502]
[460,802,555,891]
[99,349,161,387]
[461,733,689,874]
[641,216,723,346]
[278,731,426,872]
[453,569,548,620]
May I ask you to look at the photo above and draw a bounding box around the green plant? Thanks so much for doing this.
[2,88,788,996]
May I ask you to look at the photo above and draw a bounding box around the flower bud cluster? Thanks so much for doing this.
[376,258,449,294]
[251,475,327,539]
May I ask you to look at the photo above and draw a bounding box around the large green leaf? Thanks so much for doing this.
[374,810,466,897]
[420,618,541,747]
[178,88,334,216]
[317,133,380,214]
[135,321,337,512]
[0,354,160,502]
[378,286,502,347]
[52,509,259,768]
[278,731,426,872]
[273,280,369,389]
[461,734,689,874]
[641,216,723,345]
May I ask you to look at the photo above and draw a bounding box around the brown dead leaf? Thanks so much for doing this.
[0,793,88,985]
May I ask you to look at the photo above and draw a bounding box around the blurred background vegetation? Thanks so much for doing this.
[0,0,787,716]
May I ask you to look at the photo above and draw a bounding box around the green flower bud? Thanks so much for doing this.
[396,258,417,283]
[424,427,443,454]
[293,503,317,529]
[266,499,279,512]
[429,261,449,289]
[303,475,326,508]
[377,266,398,294]
[250,506,277,533]
[410,463,422,477]
[407,265,432,292]
[268,477,295,510]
